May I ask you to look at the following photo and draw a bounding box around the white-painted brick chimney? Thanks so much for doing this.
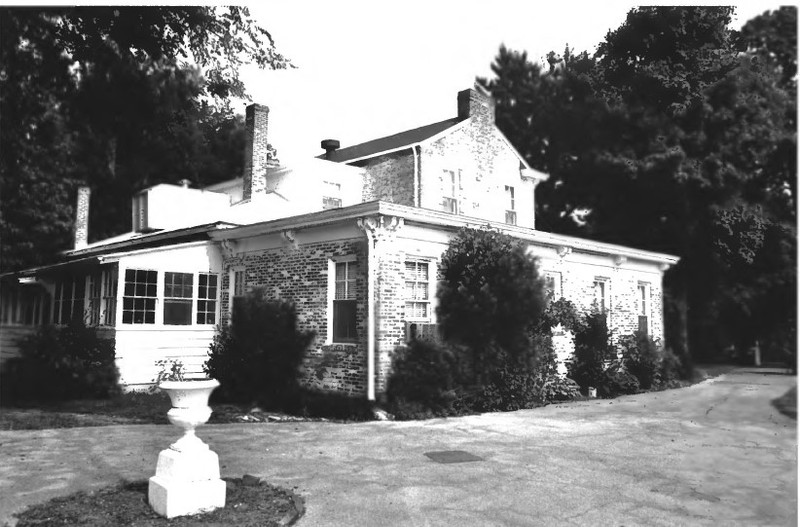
[243,103,269,201]
[74,186,91,249]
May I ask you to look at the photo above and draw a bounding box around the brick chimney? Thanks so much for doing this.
[457,86,495,126]
[74,186,91,249]
[243,103,269,201]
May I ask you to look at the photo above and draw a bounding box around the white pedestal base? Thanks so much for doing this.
[148,447,226,518]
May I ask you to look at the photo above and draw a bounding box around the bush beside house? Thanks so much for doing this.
[0,321,119,402]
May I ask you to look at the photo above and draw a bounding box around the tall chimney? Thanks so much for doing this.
[74,186,91,250]
[457,86,495,126]
[243,103,269,201]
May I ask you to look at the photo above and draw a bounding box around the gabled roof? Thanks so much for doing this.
[318,117,461,163]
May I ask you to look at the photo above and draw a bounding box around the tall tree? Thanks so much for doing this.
[1,7,289,271]
[483,6,796,363]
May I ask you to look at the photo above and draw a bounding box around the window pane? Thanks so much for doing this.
[333,299,357,341]
[164,300,192,325]
[335,281,347,300]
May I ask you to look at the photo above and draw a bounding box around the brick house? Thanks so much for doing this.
[0,88,678,396]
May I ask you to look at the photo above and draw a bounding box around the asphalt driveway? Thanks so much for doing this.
[1,368,796,526]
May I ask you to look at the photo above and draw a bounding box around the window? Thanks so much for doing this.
[405,260,430,320]
[229,267,246,319]
[442,169,460,214]
[2,287,49,326]
[54,276,85,325]
[163,272,193,325]
[122,269,157,324]
[543,271,562,301]
[87,273,102,326]
[101,267,118,326]
[593,278,609,314]
[505,185,517,225]
[638,283,650,336]
[333,260,357,342]
[322,181,342,210]
[197,273,218,325]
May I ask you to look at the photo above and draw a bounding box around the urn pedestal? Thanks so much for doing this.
[148,379,226,518]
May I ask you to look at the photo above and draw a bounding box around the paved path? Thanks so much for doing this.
[1,369,796,526]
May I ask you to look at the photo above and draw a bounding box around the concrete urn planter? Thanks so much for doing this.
[148,378,226,518]
[159,379,219,453]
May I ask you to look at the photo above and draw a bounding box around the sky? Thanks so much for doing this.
[239,2,784,162]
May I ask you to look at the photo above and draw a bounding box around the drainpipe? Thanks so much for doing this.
[357,217,377,401]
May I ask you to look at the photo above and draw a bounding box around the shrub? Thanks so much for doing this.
[538,374,581,402]
[567,312,613,391]
[437,227,547,383]
[386,340,463,416]
[204,290,315,408]
[1,321,119,402]
[478,363,541,412]
[597,364,640,398]
[619,331,663,389]
[659,347,683,385]
[290,388,374,421]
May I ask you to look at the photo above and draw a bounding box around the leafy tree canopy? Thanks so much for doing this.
[481,6,796,361]
[1,7,289,271]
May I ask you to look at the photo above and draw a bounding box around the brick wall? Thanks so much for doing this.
[357,150,415,205]
[221,238,369,394]
[419,119,535,227]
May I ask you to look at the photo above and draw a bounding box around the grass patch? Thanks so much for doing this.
[12,476,303,526]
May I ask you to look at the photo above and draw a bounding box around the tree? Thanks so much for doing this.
[483,7,796,363]
[0,7,290,271]
[437,227,546,381]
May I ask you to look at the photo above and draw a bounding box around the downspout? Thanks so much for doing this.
[357,217,377,402]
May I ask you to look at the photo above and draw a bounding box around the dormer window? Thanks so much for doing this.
[504,185,516,225]
[322,181,342,210]
[442,169,460,214]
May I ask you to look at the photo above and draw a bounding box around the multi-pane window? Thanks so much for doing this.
[54,276,85,325]
[404,261,430,320]
[2,287,49,326]
[322,181,342,210]
[197,273,218,325]
[101,267,118,326]
[333,261,357,342]
[87,273,102,326]
[122,269,157,324]
[163,272,193,325]
[638,283,649,335]
[543,271,562,301]
[505,185,517,225]
[593,279,608,314]
[442,169,460,214]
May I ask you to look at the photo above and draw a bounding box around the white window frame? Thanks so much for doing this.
[196,272,219,325]
[505,185,517,225]
[593,277,610,315]
[638,282,651,334]
[442,169,461,214]
[543,270,562,301]
[119,268,220,327]
[322,180,342,210]
[404,259,433,322]
[327,255,357,344]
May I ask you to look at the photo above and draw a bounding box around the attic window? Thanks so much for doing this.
[323,181,342,210]
[504,185,516,225]
[442,169,460,214]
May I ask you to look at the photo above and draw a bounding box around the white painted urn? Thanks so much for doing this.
[159,379,219,453]
[149,378,226,518]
